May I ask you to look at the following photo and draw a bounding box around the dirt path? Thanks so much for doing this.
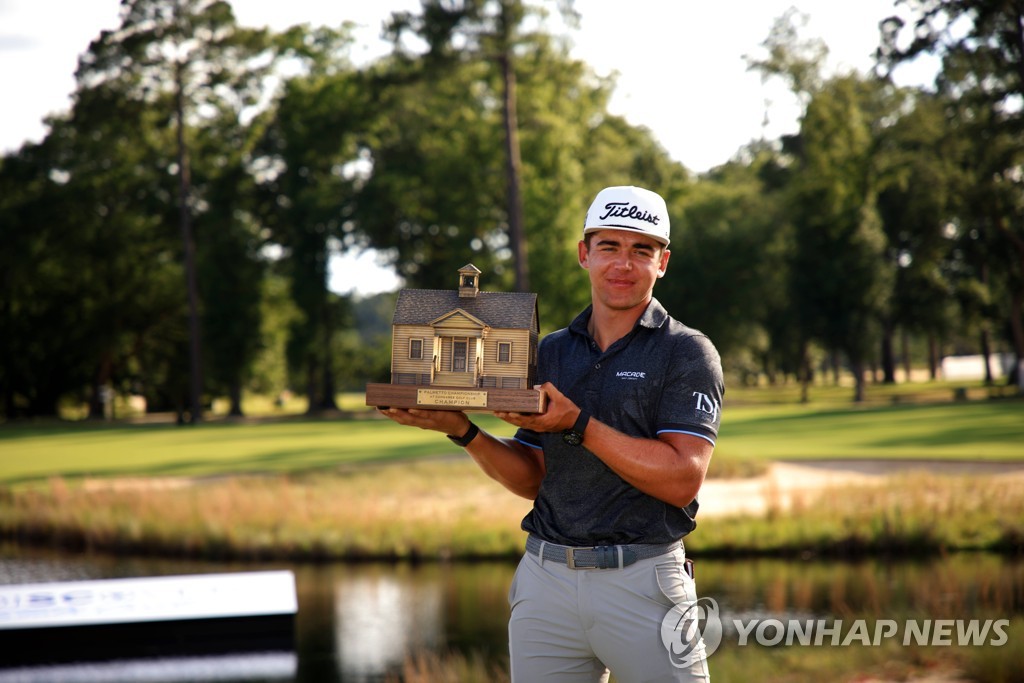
[697,459,1024,518]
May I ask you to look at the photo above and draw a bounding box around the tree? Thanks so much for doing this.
[658,148,791,384]
[254,26,364,412]
[792,75,895,402]
[384,0,581,294]
[880,0,1024,387]
[0,69,188,418]
[874,89,961,382]
[78,0,276,420]
[752,12,895,401]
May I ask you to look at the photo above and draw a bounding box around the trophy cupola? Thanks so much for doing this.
[458,263,482,298]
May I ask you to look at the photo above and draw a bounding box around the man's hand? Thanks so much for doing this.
[377,406,470,437]
[494,382,579,434]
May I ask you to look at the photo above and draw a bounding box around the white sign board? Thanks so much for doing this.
[0,571,297,630]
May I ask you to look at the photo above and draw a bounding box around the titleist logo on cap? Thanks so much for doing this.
[584,185,671,245]
[597,201,661,226]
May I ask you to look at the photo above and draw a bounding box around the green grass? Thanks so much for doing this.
[0,414,518,484]
[715,399,1024,461]
[0,385,1021,561]
[1,391,1020,484]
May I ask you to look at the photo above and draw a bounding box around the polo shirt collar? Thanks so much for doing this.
[568,298,669,339]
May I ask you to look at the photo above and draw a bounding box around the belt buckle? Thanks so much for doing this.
[565,547,593,570]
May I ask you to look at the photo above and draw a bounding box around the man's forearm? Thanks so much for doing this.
[463,428,545,500]
[582,418,712,508]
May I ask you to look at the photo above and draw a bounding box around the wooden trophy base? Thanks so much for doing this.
[365,383,546,413]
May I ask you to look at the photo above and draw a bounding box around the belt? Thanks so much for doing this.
[525,534,681,570]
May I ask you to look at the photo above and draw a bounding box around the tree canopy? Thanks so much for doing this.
[2,0,1022,419]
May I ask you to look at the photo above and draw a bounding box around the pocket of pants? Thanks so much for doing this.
[508,554,527,609]
[655,559,696,607]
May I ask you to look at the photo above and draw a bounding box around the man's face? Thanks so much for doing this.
[579,229,670,312]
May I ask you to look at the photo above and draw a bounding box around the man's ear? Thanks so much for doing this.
[578,240,590,269]
[657,248,671,278]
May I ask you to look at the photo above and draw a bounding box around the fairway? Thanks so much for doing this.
[0,415,515,484]
[0,399,1021,484]
[717,399,1024,461]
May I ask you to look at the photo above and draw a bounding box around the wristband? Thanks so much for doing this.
[562,409,590,446]
[447,421,480,448]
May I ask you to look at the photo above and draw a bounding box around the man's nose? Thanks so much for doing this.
[613,252,633,269]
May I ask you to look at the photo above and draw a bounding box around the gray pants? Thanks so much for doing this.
[508,543,711,682]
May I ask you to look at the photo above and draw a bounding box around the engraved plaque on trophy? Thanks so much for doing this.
[365,264,545,413]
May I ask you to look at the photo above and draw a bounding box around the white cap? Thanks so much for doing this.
[583,185,670,246]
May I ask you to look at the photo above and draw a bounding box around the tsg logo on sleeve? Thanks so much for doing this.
[692,392,720,422]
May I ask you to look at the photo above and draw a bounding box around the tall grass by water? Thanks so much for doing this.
[2,461,1022,561]
[1,386,1021,559]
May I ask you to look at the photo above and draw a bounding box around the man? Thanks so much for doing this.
[379,185,723,682]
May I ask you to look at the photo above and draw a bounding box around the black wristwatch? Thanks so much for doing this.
[447,421,480,448]
[562,409,590,446]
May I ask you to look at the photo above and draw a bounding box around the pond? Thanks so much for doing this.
[1,546,1021,682]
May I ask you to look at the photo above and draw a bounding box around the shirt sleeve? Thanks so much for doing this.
[655,333,724,446]
[513,427,543,449]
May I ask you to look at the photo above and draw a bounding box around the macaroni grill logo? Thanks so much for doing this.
[616,371,646,380]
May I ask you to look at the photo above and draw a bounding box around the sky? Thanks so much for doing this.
[0,0,935,294]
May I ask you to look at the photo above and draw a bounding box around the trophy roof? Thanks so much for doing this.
[393,289,538,331]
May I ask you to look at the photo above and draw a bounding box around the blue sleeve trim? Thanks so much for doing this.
[514,436,543,450]
[657,429,716,447]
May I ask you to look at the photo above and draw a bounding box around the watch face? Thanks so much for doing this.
[562,430,583,446]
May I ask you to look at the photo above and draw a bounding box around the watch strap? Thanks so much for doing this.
[447,421,479,448]
[562,409,590,446]
[573,409,591,436]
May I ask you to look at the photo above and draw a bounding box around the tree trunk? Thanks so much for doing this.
[305,363,317,414]
[927,334,939,380]
[980,327,994,386]
[318,301,338,411]
[88,351,113,419]
[228,379,244,417]
[500,52,529,293]
[1009,289,1024,391]
[851,356,866,403]
[798,343,811,404]
[176,58,203,424]
[880,320,896,384]
[900,328,911,382]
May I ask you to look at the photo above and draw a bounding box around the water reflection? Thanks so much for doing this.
[1,547,1021,682]
[333,571,442,680]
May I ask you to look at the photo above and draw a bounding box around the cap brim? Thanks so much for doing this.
[583,225,670,246]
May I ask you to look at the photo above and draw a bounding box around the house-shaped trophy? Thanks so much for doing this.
[365,264,545,413]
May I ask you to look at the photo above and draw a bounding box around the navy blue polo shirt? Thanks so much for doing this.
[514,298,724,546]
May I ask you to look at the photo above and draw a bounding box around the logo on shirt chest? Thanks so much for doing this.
[615,370,647,380]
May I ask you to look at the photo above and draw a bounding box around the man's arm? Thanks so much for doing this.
[495,382,712,508]
[377,407,545,500]
[578,420,712,508]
